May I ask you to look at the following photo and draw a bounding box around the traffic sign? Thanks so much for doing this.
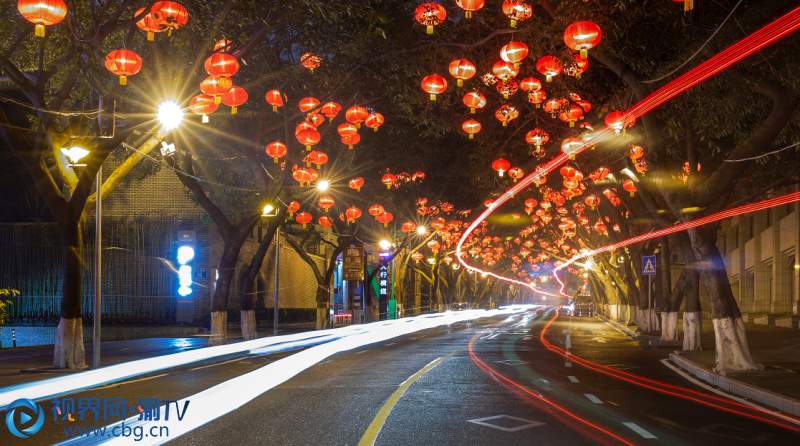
[343,247,364,281]
[642,256,656,275]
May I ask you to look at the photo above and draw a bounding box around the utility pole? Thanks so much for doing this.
[274,227,280,336]
[94,164,102,369]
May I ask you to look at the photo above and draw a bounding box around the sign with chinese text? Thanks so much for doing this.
[343,247,364,281]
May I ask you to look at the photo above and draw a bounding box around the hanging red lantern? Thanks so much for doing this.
[346,106,369,128]
[528,90,546,108]
[345,207,362,223]
[519,77,542,95]
[265,142,287,163]
[295,121,317,135]
[415,3,447,34]
[421,74,448,101]
[565,54,589,78]
[200,76,233,103]
[204,53,239,78]
[629,145,645,159]
[342,133,360,149]
[543,98,568,118]
[402,222,417,233]
[301,53,322,73]
[292,166,312,186]
[449,59,476,87]
[492,60,518,81]
[623,179,637,196]
[536,56,563,82]
[381,173,396,189]
[151,2,188,35]
[213,39,232,51]
[296,212,313,228]
[320,102,342,121]
[500,41,529,68]
[605,111,636,134]
[349,177,364,192]
[305,151,328,168]
[456,0,484,18]
[135,7,163,41]
[508,167,524,183]
[525,128,549,147]
[377,212,394,227]
[337,123,358,138]
[564,21,602,59]
[501,0,532,28]
[463,91,486,113]
[104,50,142,86]
[299,97,320,113]
[492,158,511,177]
[296,128,321,151]
[413,172,425,181]
[287,201,300,217]
[18,0,67,37]
[221,86,247,114]
[412,252,425,263]
[559,104,583,127]
[318,216,333,230]
[318,196,335,212]
[308,113,325,127]
[265,90,286,112]
[561,137,583,160]
[590,167,611,180]
[189,94,218,123]
[495,105,519,127]
[576,99,592,114]
[496,79,518,99]
[560,165,577,178]
[584,195,598,210]
[369,204,385,219]
[462,119,481,139]
[525,198,538,208]
[365,113,384,132]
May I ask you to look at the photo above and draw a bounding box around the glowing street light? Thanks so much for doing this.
[62,146,90,166]
[262,204,278,217]
[416,225,427,235]
[317,180,330,191]
[379,239,392,250]
[428,258,436,264]
[157,100,184,131]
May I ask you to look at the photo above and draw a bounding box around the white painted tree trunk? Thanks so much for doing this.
[609,304,618,322]
[53,317,86,369]
[241,310,257,341]
[682,311,703,351]
[638,308,661,332]
[660,312,681,341]
[208,311,227,346]
[714,317,761,372]
[636,309,646,330]
[626,305,637,326]
[316,308,330,330]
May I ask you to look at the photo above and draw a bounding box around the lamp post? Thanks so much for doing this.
[261,204,280,336]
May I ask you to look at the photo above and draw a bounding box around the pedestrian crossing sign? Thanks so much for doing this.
[642,256,656,275]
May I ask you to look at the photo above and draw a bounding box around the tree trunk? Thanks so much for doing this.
[209,242,241,346]
[316,285,331,330]
[661,270,687,341]
[689,228,760,371]
[238,218,282,341]
[682,267,704,351]
[54,217,86,369]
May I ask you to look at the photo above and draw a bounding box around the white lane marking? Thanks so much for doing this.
[623,422,657,438]
[189,357,245,371]
[660,359,800,427]
[562,329,570,334]
[355,350,369,355]
[385,343,396,346]
[594,337,606,343]
[584,394,603,404]
[566,335,571,349]
[318,360,333,365]
[568,376,579,383]
[565,362,572,367]
[523,336,532,341]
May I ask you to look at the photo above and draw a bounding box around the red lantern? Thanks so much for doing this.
[528,90,546,107]
[496,79,518,99]
[559,105,583,127]
[369,204,385,219]
[501,0,532,28]
[629,145,644,159]
[590,167,611,180]
[421,74,447,101]
[525,198,538,208]
[296,128,321,151]
[413,172,425,181]
[305,151,328,168]
[456,0,484,18]
[449,59,476,87]
[492,158,511,177]
[365,113,384,132]
[462,120,481,139]
[296,212,313,228]
[346,106,369,128]
[381,173,397,189]
[463,91,486,113]
[189,95,218,123]
[565,55,589,78]
[18,0,67,37]
[561,137,583,160]
[265,142,287,163]
[415,3,447,34]
[295,121,317,136]
[377,212,394,227]
[292,166,312,186]
[337,123,358,138]
[287,201,300,216]
[299,97,320,113]
[204,53,239,78]
[519,77,542,95]
[349,177,364,192]
[265,90,286,112]
[342,133,360,149]
[345,207,362,223]
[543,98,568,117]
[500,41,529,67]
[564,21,602,59]
[221,86,247,114]
[319,216,333,229]
[495,105,519,127]
[321,102,342,120]
[301,53,322,73]
[318,196,335,212]
[508,167,524,183]
[402,222,417,233]
[605,111,636,134]
[151,2,188,35]
[492,60,518,81]
[560,166,577,178]
[412,252,425,263]
[585,195,599,210]
[623,179,637,197]
[214,39,232,51]
[135,7,162,41]
[536,56,563,82]
[105,50,142,86]
[526,128,549,147]
[200,76,233,104]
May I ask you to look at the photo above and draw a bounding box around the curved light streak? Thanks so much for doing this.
[457,5,800,290]
[553,191,800,295]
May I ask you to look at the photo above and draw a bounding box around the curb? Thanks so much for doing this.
[596,314,683,347]
[670,352,800,416]
[596,314,639,338]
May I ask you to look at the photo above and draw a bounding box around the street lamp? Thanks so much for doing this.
[428,258,436,264]
[416,225,427,235]
[317,180,330,191]
[157,100,184,132]
[63,146,90,167]
[379,239,392,250]
[262,204,278,217]
[260,203,280,335]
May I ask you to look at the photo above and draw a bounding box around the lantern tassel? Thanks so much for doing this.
[119,75,127,86]
[374,127,378,132]
[214,96,221,104]
[469,134,473,139]
[427,25,433,34]
[306,145,311,151]
[273,157,279,163]
[273,105,278,112]
[470,107,475,114]
[510,20,517,28]
[457,79,463,87]
[148,32,154,41]
[430,94,436,101]
[581,49,588,59]
[231,106,238,114]
[202,114,209,124]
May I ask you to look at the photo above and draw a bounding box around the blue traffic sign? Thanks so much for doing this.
[642,256,656,275]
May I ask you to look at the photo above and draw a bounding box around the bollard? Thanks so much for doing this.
[13,328,16,348]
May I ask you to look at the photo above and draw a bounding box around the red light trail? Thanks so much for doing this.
[456,6,800,290]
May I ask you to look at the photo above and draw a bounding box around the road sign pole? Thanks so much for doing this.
[648,275,651,332]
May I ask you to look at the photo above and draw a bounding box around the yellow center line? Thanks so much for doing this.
[358,347,463,446]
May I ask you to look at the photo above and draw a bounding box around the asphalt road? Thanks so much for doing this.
[2,309,798,445]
